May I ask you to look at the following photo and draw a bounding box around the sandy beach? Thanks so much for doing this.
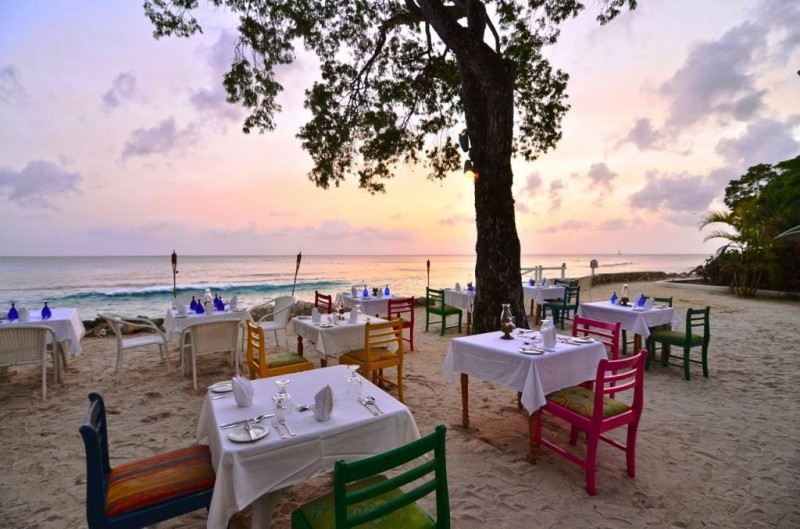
[1,280,798,528]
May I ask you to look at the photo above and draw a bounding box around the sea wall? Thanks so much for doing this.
[587,271,678,287]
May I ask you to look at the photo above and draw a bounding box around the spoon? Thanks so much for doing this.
[364,395,384,415]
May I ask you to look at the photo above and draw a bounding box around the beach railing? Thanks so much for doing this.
[521,264,567,282]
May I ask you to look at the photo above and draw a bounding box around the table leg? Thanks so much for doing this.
[528,410,541,464]
[296,335,303,356]
[633,334,642,353]
[250,488,285,529]
[534,304,542,326]
[466,312,472,335]
[460,373,469,428]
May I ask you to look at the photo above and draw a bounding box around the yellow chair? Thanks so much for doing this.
[338,319,404,402]
[245,320,314,379]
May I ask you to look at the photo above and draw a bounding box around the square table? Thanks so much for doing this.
[443,288,475,334]
[196,365,421,529]
[1,307,85,382]
[164,308,252,342]
[288,314,389,366]
[341,293,400,317]
[443,330,607,462]
[576,301,679,351]
[522,283,565,323]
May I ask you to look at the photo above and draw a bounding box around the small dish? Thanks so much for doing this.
[519,347,544,355]
[174,314,189,318]
[296,315,311,320]
[208,381,233,394]
[228,424,269,443]
[570,337,594,344]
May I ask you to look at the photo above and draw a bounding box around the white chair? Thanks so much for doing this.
[253,296,294,350]
[98,313,169,374]
[180,319,240,390]
[0,325,56,400]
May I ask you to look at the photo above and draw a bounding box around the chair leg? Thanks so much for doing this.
[440,315,446,336]
[585,431,599,496]
[569,425,581,446]
[397,365,404,403]
[661,344,671,367]
[644,339,653,370]
[626,421,639,478]
[192,353,198,391]
[702,344,709,378]
[457,312,462,333]
[162,344,171,374]
[683,346,691,381]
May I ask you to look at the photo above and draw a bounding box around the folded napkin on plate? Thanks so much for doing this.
[230,295,239,310]
[174,302,187,315]
[351,286,358,297]
[232,376,254,408]
[204,302,215,314]
[314,385,333,421]
[644,297,655,310]
[311,307,321,323]
[455,282,461,291]
[349,307,359,323]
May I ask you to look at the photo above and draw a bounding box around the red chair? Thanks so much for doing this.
[387,296,415,351]
[571,314,621,360]
[314,291,333,314]
[535,350,646,495]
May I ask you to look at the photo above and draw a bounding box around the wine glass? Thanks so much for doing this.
[274,379,293,415]
[346,365,363,399]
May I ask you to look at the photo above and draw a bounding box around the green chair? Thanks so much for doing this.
[291,425,451,529]
[646,306,710,380]
[425,288,462,336]
[541,285,580,330]
[621,296,673,355]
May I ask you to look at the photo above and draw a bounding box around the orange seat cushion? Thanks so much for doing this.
[341,347,398,363]
[106,445,215,517]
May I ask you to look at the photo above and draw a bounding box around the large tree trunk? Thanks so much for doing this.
[461,57,527,333]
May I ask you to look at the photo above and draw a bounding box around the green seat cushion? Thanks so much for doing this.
[649,330,705,347]
[427,304,461,316]
[546,386,630,418]
[267,352,313,369]
[340,347,398,363]
[295,474,436,529]
[106,445,215,517]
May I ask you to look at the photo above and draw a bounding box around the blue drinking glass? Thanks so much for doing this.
[384,285,390,296]
[42,302,52,320]
[8,303,18,321]
[190,296,198,311]
[610,292,618,304]
[362,286,369,298]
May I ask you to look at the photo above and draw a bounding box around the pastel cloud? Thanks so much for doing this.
[587,162,617,192]
[540,219,589,234]
[715,116,800,168]
[121,118,196,159]
[0,64,25,105]
[101,72,137,109]
[548,179,565,212]
[0,160,81,208]
[628,170,718,215]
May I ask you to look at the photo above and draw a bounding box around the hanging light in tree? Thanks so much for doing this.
[458,129,470,152]
[464,159,476,180]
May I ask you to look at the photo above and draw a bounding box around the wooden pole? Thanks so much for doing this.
[426,258,431,288]
[291,252,302,297]
[171,250,178,298]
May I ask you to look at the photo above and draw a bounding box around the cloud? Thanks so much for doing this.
[522,171,542,195]
[121,118,196,159]
[598,219,628,231]
[0,64,26,105]
[758,0,800,63]
[515,201,530,214]
[586,163,617,192]
[0,160,81,208]
[439,213,474,226]
[628,170,719,215]
[715,115,800,168]
[101,72,137,109]
[540,219,589,234]
[189,30,244,122]
[548,179,565,212]
[617,118,665,152]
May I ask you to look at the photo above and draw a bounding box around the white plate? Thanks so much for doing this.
[519,347,545,355]
[296,315,311,320]
[632,307,645,312]
[228,424,269,443]
[208,381,233,394]
[570,337,594,344]
[231,308,247,312]
[174,314,189,318]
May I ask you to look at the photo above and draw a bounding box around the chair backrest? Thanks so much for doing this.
[0,325,53,367]
[388,297,414,327]
[332,424,450,528]
[364,319,404,359]
[571,315,621,360]
[591,351,646,423]
[97,313,125,343]
[564,285,580,306]
[245,320,266,378]
[426,287,445,309]
[183,320,240,355]
[79,392,112,529]
[271,296,295,326]
[315,291,333,314]
[685,306,710,342]
[652,296,673,307]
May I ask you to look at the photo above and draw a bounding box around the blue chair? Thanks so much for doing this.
[79,393,215,529]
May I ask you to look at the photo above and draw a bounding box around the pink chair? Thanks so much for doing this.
[571,314,621,360]
[535,350,646,495]
[387,296,415,351]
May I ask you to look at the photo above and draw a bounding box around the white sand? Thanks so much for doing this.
[1,280,798,528]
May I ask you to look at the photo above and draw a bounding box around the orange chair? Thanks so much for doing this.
[338,319,404,402]
[535,350,646,495]
[571,314,621,360]
[387,296,415,351]
[245,320,314,379]
[314,291,333,314]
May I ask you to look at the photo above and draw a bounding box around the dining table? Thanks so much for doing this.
[443,329,607,463]
[287,313,389,366]
[196,365,421,529]
[576,300,679,352]
[340,293,400,317]
[1,307,85,382]
[163,307,252,342]
[443,288,475,334]
[522,283,566,324]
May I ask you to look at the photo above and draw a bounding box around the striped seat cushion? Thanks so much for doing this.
[546,386,630,418]
[106,445,215,517]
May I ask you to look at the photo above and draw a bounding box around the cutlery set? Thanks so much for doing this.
[358,396,384,416]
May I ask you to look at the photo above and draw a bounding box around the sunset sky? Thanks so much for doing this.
[1,0,798,256]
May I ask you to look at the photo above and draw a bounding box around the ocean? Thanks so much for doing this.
[0,254,707,320]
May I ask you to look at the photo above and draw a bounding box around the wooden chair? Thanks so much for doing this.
[0,325,56,400]
[180,320,240,390]
[338,319,404,402]
[536,351,647,495]
[572,315,622,360]
[541,285,580,330]
[424,287,462,336]
[291,424,450,529]
[98,313,169,374]
[245,320,313,379]
[646,306,710,380]
[621,296,673,355]
[315,291,333,314]
[387,296,415,351]
[79,393,215,529]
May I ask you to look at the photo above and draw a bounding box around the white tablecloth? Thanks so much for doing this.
[164,308,252,341]
[196,365,421,529]
[2,308,86,355]
[576,301,679,339]
[288,314,389,360]
[443,331,607,414]
[443,289,475,312]
[341,294,403,317]
[522,284,565,305]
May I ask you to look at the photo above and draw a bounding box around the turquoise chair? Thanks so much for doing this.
[646,306,710,380]
[292,425,451,528]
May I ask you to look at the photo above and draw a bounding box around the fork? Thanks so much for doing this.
[272,416,287,439]
[280,417,296,436]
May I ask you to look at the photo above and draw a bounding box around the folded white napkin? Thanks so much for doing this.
[541,319,557,348]
[311,307,321,323]
[175,302,187,315]
[19,308,30,322]
[349,307,359,323]
[314,385,333,422]
[376,289,383,298]
[644,297,655,310]
[351,286,358,297]
[230,295,239,310]
[204,302,214,314]
[455,282,462,291]
[232,376,254,408]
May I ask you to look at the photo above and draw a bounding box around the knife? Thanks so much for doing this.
[357,397,379,416]
[220,413,274,429]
